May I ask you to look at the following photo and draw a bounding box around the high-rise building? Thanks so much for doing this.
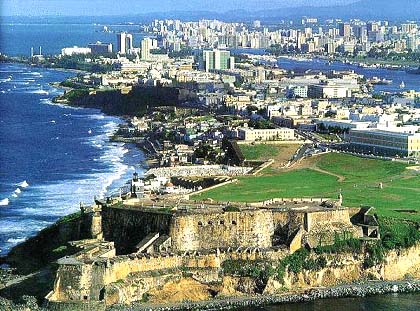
[117,32,133,54]
[88,42,113,54]
[402,23,417,34]
[367,22,379,33]
[141,38,152,60]
[202,49,235,72]
[407,35,419,51]
[339,23,351,38]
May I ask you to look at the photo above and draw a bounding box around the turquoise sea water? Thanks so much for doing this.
[0,62,144,254]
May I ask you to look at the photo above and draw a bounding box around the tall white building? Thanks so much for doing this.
[117,32,133,55]
[141,38,153,60]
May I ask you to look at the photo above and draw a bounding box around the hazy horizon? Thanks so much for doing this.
[2,0,358,17]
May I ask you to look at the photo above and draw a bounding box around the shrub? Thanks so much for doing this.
[380,219,420,250]
[221,259,274,283]
[141,293,150,303]
[363,242,385,268]
[314,237,362,255]
[57,212,81,224]
[224,205,241,212]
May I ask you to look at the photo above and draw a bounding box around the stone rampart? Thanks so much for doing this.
[101,206,173,254]
[304,209,351,232]
[47,247,289,306]
[169,210,274,251]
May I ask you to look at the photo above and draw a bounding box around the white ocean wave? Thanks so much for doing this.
[30,89,49,95]
[88,114,105,120]
[7,238,26,244]
[22,72,42,76]
[0,198,9,206]
[39,98,82,110]
[0,219,51,235]
[19,180,29,188]
[14,188,21,194]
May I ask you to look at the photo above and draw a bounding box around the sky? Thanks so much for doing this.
[2,0,358,16]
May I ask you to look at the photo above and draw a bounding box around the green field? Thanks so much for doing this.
[240,144,284,160]
[192,153,420,220]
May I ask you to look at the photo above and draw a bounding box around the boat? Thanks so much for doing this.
[400,81,405,89]
[367,77,393,85]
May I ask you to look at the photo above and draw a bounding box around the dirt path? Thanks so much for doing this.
[311,167,346,182]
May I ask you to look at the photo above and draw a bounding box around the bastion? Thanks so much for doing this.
[45,198,376,310]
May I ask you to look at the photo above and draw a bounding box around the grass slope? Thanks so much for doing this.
[192,153,420,220]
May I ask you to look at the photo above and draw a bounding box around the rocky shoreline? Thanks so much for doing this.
[113,280,420,311]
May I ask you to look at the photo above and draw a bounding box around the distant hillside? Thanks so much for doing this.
[2,0,419,23]
[336,0,420,19]
[236,0,420,21]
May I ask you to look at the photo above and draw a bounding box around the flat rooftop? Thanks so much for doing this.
[108,199,344,215]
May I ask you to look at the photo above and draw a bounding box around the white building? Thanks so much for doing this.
[117,32,133,55]
[348,129,420,158]
[238,127,295,141]
[61,46,91,56]
[141,38,153,60]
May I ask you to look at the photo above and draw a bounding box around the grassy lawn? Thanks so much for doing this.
[192,153,420,221]
[194,169,339,202]
[240,144,283,160]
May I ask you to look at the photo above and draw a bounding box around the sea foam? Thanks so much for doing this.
[19,180,29,188]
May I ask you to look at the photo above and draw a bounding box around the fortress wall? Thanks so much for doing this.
[101,248,289,287]
[272,211,289,227]
[103,255,183,285]
[287,212,305,236]
[101,206,173,254]
[304,209,351,232]
[169,210,275,251]
[50,247,290,305]
[271,211,291,238]
[52,262,107,302]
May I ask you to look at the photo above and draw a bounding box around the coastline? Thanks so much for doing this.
[113,280,420,311]
[0,62,146,255]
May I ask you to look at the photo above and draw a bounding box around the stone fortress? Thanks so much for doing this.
[45,195,379,310]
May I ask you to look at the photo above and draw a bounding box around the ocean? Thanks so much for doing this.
[276,57,420,93]
[0,20,146,57]
[235,293,420,311]
[0,62,144,254]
